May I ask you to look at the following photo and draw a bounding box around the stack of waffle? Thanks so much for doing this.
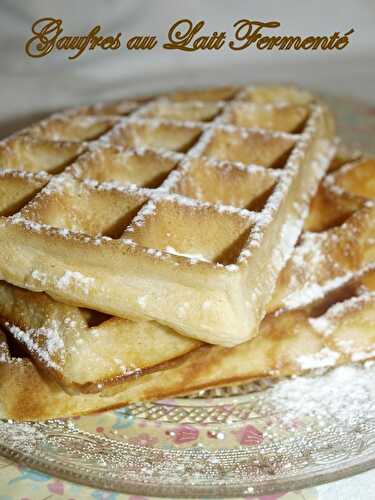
[0,85,373,421]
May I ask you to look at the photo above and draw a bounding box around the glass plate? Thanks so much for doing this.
[0,94,375,498]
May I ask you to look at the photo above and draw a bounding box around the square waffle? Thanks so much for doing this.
[0,85,335,346]
[0,153,374,420]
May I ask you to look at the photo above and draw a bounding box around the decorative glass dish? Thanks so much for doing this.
[0,94,375,498]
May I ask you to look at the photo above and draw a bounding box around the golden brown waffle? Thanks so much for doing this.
[0,281,201,394]
[0,85,335,346]
[271,157,375,311]
[0,154,374,421]
[0,269,373,421]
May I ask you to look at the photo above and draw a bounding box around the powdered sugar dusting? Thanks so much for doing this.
[5,321,64,371]
[164,246,210,263]
[310,290,375,336]
[0,84,337,346]
[297,347,341,370]
[0,168,50,182]
[56,271,94,295]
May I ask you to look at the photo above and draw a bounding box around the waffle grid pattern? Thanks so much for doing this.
[0,85,335,345]
[0,155,374,420]
[268,155,375,311]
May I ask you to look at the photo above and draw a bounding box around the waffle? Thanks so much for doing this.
[0,282,201,394]
[0,154,374,421]
[0,85,335,346]
[0,269,373,421]
[271,157,375,311]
